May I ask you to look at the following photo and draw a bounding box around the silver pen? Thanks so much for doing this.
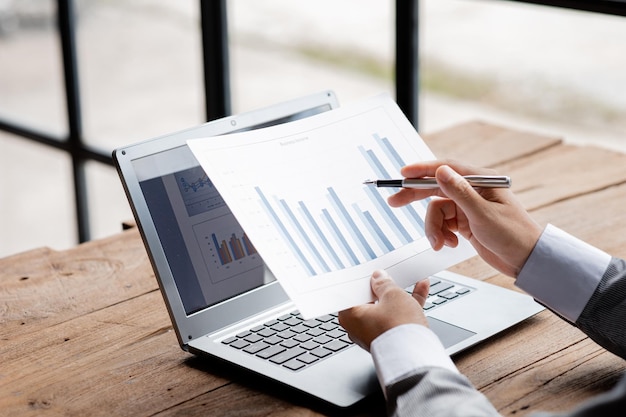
[363,175,511,189]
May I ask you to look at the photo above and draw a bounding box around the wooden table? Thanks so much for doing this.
[3,121,626,416]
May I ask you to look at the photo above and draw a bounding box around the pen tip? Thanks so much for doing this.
[363,179,374,185]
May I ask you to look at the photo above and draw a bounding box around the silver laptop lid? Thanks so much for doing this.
[113,91,339,348]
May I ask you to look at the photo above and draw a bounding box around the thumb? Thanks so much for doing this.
[435,165,487,218]
[411,279,430,307]
[370,269,396,300]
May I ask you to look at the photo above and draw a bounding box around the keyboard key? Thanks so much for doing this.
[310,346,332,358]
[244,333,263,343]
[269,347,306,364]
[325,340,349,352]
[257,327,277,338]
[291,324,309,334]
[429,282,454,295]
[293,333,313,343]
[283,358,306,371]
[280,339,300,349]
[439,290,459,300]
[326,329,346,339]
[244,341,269,354]
[303,319,321,328]
[271,322,290,332]
[284,317,301,327]
[300,340,320,350]
[277,329,297,339]
[222,336,237,345]
[297,353,320,364]
[456,287,471,295]
[264,335,284,345]
[316,314,334,323]
[256,345,286,359]
[319,322,337,331]
[230,339,250,349]
[305,327,325,337]
[313,335,333,345]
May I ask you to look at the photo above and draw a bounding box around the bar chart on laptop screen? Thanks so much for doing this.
[253,133,429,277]
[172,165,263,284]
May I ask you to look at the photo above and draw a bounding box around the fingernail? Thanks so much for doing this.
[437,165,457,183]
[428,235,437,248]
[372,270,388,280]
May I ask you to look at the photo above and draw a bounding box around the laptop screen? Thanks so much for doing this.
[130,104,333,315]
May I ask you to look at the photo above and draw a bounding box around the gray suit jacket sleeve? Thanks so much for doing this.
[575,257,626,359]
[384,258,626,417]
[385,367,500,417]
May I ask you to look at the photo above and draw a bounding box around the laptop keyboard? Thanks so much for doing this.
[417,276,474,311]
[222,311,353,371]
[222,276,473,372]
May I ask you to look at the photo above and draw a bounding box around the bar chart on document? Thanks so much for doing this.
[253,132,430,278]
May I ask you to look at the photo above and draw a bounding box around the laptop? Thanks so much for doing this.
[113,90,544,408]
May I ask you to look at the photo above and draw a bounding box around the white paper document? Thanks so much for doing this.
[187,94,475,318]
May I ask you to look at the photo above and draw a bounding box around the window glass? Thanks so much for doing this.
[0,131,74,256]
[0,0,66,137]
[228,0,394,112]
[421,0,626,151]
[77,0,203,152]
[85,161,133,242]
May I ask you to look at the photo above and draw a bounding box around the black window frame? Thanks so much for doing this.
[1,0,624,244]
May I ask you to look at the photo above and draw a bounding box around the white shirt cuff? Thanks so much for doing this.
[516,224,611,322]
[370,323,458,397]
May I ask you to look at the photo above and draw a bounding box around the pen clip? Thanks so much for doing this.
[464,175,511,187]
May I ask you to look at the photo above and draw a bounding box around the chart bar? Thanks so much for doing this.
[278,198,331,274]
[321,208,359,267]
[255,186,316,276]
[400,204,425,236]
[364,185,412,244]
[228,233,246,260]
[359,145,390,179]
[298,201,345,270]
[327,187,376,261]
[352,203,394,254]
[212,233,232,265]
[364,210,394,252]
[374,133,405,172]
[365,135,431,213]
[242,233,257,256]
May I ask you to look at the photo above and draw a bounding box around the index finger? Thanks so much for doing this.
[400,159,492,179]
[388,160,498,207]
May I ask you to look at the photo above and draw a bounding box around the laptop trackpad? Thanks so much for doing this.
[427,317,476,348]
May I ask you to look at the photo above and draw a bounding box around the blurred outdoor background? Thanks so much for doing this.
[1,0,626,257]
